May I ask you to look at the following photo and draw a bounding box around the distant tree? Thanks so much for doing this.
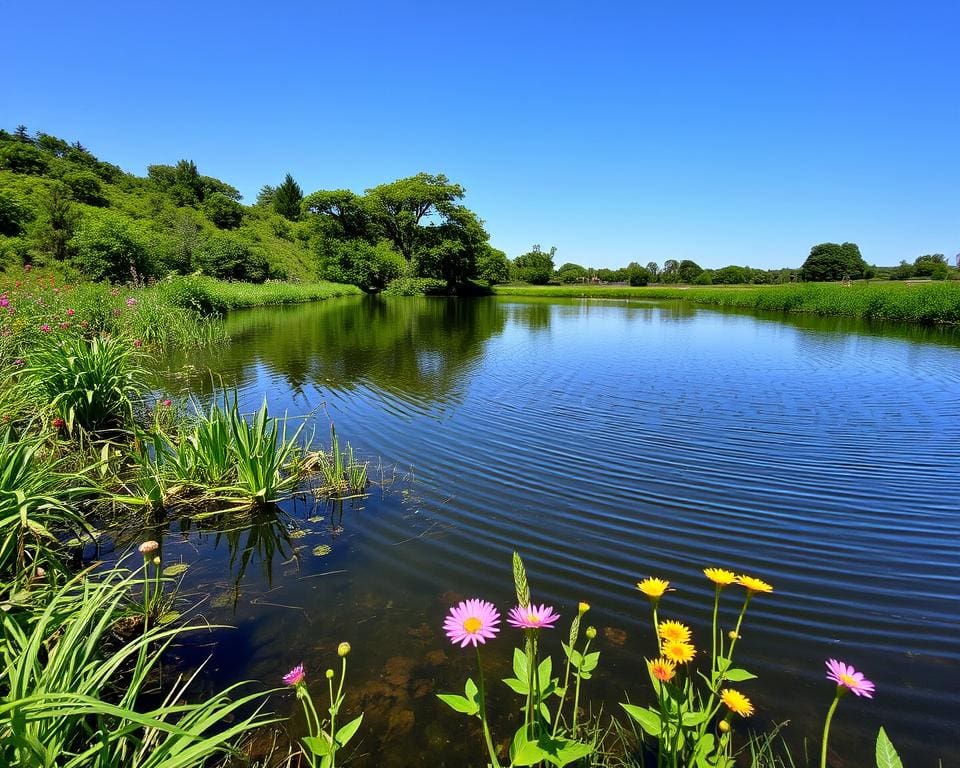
[677,259,703,283]
[476,245,510,285]
[148,160,205,206]
[14,125,32,143]
[713,265,749,284]
[62,170,107,206]
[36,183,78,260]
[35,132,70,157]
[799,242,866,281]
[70,208,151,282]
[199,176,242,202]
[556,262,588,283]
[0,142,48,174]
[645,261,660,282]
[255,185,276,207]
[273,173,303,220]
[512,245,555,284]
[202,192,244,229]
[303,189,372,239]
[913,253,948,279]
[693,270,713,285]
[661,259,679,282]
[891,261,914,280]
[627,262,651,286]
[0,191,31,236]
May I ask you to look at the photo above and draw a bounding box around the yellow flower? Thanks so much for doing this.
[703,567,736,586]
[735,575,773,594]
[663,640,696,664]
[578,601,590,615]
[657,620,691,644]
[637,578,670,599]
[648,657,677,683]
[720,688,754,717]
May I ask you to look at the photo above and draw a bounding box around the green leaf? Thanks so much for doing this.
[512,646,529,680]
[302,734,332,756]
[335,714,363,746]
[580,651,600,673]
[512,738,549,766]
[682,710,709,726]
[876,727,903,768]
[162,563,189,577]
[722,667,757,682]
[157,611,181,625]
[465,677,479,702]
[537,656,553,692]
[503,677,528,695]
[547,738,593,767]
[437,693,478,716]
[620,703,662,737]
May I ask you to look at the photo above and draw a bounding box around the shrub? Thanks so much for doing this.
[62,169,107,206]
[382,277,449,296]
[70,209,152,282]
[202,192,244,229]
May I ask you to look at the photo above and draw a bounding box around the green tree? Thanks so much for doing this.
[303,189,371,239]
[62,170,107,206]
[255,185,276,207]
[70,209,151,282]
[202,192,244,229]
[661,259,679,282]
[0,142,48,174]
[627,262,651,286]
[913,253,949,279]
[196,231,269,282]
[147,160,205,206]
[556,262,588,283]
[645,261,660,282]
[0,191,31,236]
[512,245,555,284]
[799,242,866,281]
[35,183,78,261]
[476,245,510,285]
[273,173,303,220]
[677,259,704,283]
[713,265,748,284]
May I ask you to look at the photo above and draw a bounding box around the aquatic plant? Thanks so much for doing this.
[283,642,363,768]
[310,424,369,498]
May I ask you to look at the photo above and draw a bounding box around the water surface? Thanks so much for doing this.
[142,296,959,765]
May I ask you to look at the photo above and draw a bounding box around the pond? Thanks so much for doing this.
[139,296,959,766]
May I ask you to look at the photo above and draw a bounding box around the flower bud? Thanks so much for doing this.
[578,601,590,615]
[585,626,597,639]
[719,720,731,733]
[153,556,161,566]
[325,668,335,680]
[338,642,351,657]
[138,541,159,556]
[728,630,739,640]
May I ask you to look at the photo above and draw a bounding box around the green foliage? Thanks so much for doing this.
[70,208,151,282]
[62,169,106,206]
[556,262,589,284]
[0,142,48,174]
[154,274,361,314]
[477,246,511,285]
[273,173,303,220]
[513,245,556,285]
[34,183,78,261]
[201,191,244,229]
[316,238,405,290]
[875,727,902,768]
[800,242,867,281]
[627,263,651,286]
[677,259,704,283]
[381,276,449,296]
[912,253,948,279]
[195,230,268,282]
[0,190,31,236]
[693,270,713,285]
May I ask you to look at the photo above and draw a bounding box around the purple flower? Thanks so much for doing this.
[443,599,501,648]
[283,663,305,686]
[126,297,137,307]
[40,324,50,333]
[507,603,561,630]
[826,659,875,698]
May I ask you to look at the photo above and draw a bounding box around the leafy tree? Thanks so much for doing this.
[148,160,204,206]
[303,189,371,239]
[891,261,914,280]
[35,132,70,157]
[62,170,107,206]
[476,245,510,285]
[556,262,588,283]
[627,262,651,286]
[913,253,948,279]
[273,173,303,220]
[799,242,866,281]
[316,238,405,290]
[512,245,555,284]
[693,270,713,285]
[195,231,268,282]
[713,265,748,284]
[645,261,660,282]
[202,192,244,229]
[677,259,703,283]
[70,209,151,282]
[35,183,78,261]
[0,191,31,236]
[0,142,48,174]
[661,259,679,282]
[255,185,276,207]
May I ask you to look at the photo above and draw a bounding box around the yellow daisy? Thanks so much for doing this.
[648,657,677,683]
[637,577,670,599]
[735,575,773,594]
[720,688,754,717]
[662,640,696,664]
[657,620,691,644]
[703,567,736,586]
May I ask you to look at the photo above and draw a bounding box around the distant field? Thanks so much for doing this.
[493,281,960,324]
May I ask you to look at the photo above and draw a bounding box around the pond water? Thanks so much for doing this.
[139,296,959,766]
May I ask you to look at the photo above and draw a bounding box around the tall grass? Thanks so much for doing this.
[308,425,369,498]
[493,282,960,324]
[153,275,362,315]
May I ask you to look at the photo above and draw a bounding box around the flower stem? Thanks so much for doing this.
[476,646,502,768]
[571,635,592,738]
[820,693,841,768]
[710,585,720,678]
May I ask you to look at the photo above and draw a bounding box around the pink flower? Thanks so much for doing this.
[24,264,32,272]
[0,297,8,308]
[162,399,172,408]
[40,324,50,333]
[52,417,65,429]
[59,322,70,330]
[126,297,137,307]
[133,339,142,348]
[507,603,561,630]
[66,308,75,316]
[826,659,875,698]
[12,359,24,367]
[283,664,305,686]
[443,599,501,648]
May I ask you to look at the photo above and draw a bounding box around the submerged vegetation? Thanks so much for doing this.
[494,281,960,324]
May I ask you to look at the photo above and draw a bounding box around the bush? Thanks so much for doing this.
[0,142,48,174]
[0,190,31,236]
[382,277,449,296]
[202,192,244,229]
[62,170,107,206]
[70,209,152,282]
[195,231,268,282]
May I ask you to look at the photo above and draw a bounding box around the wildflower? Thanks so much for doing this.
[636,577,670,599]
[718,720,731,733]
[825,659,875,698]
[13,359,24,367]
[704,567,736,586]
[133,339,142,348]
[325,669,335,679]
[0,297,8,308]
[283,663,305,686]
[138,540,159,556]
[66,308,75,316]
[40,324,50,333]
[59,322,70,330]
[649,657,677,683]
[338,642,351,657]
[162,399,172,407]
[36,567,46,578]
[728,630,740,640]
[507,603,560,630]
[112,308,121,317]
[735,574,773,594]
[721,688,754,716]
[443,599,501,648]
[658,620,691,643]
[578,601,590,615]
[663,640,696,664]
[52,417,65,429]
[126,297,137,306]
[585,626,597,639]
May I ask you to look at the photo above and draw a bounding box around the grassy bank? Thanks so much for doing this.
[493,281,960,324]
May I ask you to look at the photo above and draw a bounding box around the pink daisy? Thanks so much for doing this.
[507,603,560,630]
[825,659,875,698]
[283,663,305,686]
[443,599,500,647]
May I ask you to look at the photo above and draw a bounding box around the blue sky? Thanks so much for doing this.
[5,1,958,269]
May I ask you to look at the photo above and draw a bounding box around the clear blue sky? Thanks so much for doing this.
[5,0,958,269]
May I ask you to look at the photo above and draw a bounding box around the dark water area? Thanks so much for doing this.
[137,296,959,766]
